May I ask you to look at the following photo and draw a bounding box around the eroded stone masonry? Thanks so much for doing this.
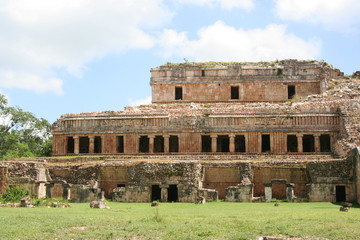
[2,60,360,203]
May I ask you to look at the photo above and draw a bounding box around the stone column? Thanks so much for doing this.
[264,184,272,202]
[101,135,105,154]
[211,135,217,153]
[314,134,320,153]
[296,134,303,153]
[229,134,235,153]
[63,183,71,201]
[164,135,170,154]
[149,135,155,154]
[161,186,168,202]
[286,183,295,202]
[89,136,94,154]
[74,136,79,155]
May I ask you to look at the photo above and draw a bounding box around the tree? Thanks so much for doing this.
[0,94,52,160]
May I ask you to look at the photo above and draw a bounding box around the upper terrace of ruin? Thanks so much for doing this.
[150,60,343,103]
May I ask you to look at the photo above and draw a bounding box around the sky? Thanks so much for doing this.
[0,0,359,124]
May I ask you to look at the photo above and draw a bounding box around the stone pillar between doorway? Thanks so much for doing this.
[264,184,272,202]
[286,183,295,202]
[229,134,235,153]
[314,134,320,153]
[211,135,217,153]
[89,136,94,154]
[164,135,170,154]
[149,135,155,154]
[74,136,79,155]
[296,134,303,153]
[161,185,168,202]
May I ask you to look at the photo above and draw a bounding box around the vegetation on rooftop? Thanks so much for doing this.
[163,59,318,68]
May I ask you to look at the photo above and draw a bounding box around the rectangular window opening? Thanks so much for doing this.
[231,86,239,100]
[175,87,183,100]
[154,136,164,153]
[139,136,149,153]
[320,134,331,152]
[287,135,298,152]
[288,85,295,99]
[201,69,205,77]
[67,137,74,153]
[336,185,346,202]
[94,136,102,153]
[151,185,161,202]
[169,135,179,152]
[303,135,315,152]
[201,135,212,152]
[235,135,246,152]
[117,136,124,153]
[261,134,271,152]
[79,136,89,153]
[217,135,229,152]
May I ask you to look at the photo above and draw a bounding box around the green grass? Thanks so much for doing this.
[0,202,359,239]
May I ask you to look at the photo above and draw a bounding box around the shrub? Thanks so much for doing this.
[0,185,30,203]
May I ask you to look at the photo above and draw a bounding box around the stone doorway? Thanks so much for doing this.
[336,185,346,202]
[217,135,229,152]
[167,184,178,202]
[151,185,161,201]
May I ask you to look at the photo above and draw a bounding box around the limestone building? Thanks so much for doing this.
[2,59,360,203]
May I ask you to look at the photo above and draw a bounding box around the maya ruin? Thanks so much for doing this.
[1,59,360,203]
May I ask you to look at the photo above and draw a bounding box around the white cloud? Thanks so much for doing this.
[128,96,152,106]
[0,0,173,94]
[274,0,360,32]
[158,21,321,61]
[177,0,254,10]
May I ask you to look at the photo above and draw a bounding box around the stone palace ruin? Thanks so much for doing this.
[1,59,360,203]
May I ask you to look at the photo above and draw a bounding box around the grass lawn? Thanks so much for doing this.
[0,201,359,240]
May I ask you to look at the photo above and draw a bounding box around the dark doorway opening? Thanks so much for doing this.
[154,136,164,153]
[175,87,183,100]
[168,185,178,202]
[217,135,229,152]
[303,135,315,152]
[169,135,179,152]
[262,134,271,152]
[235,135,246,152]
[287,135,298,152]
[139,136,149,153]
[336,185,346,202]
[320,134,331,152]
[79,137,89,153]
[231,86,239,99]
[67,137,74,153]
[201,135,212,152]
[288,85,295,99]
[117,136,124,153]
[201,69,205,77]
[117,184,125,188]
[151,185,161,202]
[94,136,102,153]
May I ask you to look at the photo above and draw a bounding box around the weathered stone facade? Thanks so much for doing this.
[3,60,360,203]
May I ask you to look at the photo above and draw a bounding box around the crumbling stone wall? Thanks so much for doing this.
[127,161,202,187]
[253,166,308,198]
[100,166,128,198]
